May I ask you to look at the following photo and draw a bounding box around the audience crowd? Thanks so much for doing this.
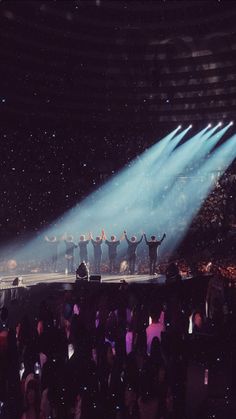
[0,271,235,419]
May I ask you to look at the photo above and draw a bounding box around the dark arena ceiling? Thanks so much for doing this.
[2,0,236,131]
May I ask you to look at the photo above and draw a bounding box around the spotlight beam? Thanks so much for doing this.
[10,128,181,261]
[145,125,216,200]
[149,126,191,174]
[160,133,236,254]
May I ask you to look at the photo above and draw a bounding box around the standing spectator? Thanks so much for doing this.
[0,307,9,403]
[146,309,165,355]
[98,342,123,418]
[21,379,40,419]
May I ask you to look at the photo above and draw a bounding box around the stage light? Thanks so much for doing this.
[230,121,234,126]
[177,125,182,130]
[76,262,89,280]
[206,124,231,145]
[189,124,192,128]
[207,124,212,128]
[218,122,222,126]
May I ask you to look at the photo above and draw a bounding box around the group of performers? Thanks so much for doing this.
[45,229,166,276]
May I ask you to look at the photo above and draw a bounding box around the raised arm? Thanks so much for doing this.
[124,231,130,243]
[120,231,125,241]
[86,232,92,241]
[60,232,67,241]
[137,234,143,244]
[143,233,149,245]
[160,233,166,243]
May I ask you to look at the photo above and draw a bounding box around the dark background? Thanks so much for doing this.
[1,0,236,239]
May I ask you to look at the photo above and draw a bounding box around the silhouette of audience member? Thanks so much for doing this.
[21,379,40,419]
[146,309,165,355]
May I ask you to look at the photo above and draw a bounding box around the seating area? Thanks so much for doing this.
[0,276,235,419]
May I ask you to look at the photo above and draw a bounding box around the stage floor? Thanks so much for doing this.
[0,272,168,290]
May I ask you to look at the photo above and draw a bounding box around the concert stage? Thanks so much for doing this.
[0,272,169,290]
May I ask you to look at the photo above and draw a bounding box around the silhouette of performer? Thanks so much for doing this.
[144,233,166,275]
[64,235,78,273]
[78,234,91,264]
[104,233,121,274]
[124,231,143,274]
[91,230,104,274]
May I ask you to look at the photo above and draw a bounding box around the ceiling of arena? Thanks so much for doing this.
[2,0,236,129]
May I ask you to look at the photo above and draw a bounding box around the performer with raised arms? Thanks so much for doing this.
[124,231,143,274]
[63,234,78,274]
[144,232,166,275]
[78,233,91,264]
[103,230,122,274]
[91,229,105,274]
